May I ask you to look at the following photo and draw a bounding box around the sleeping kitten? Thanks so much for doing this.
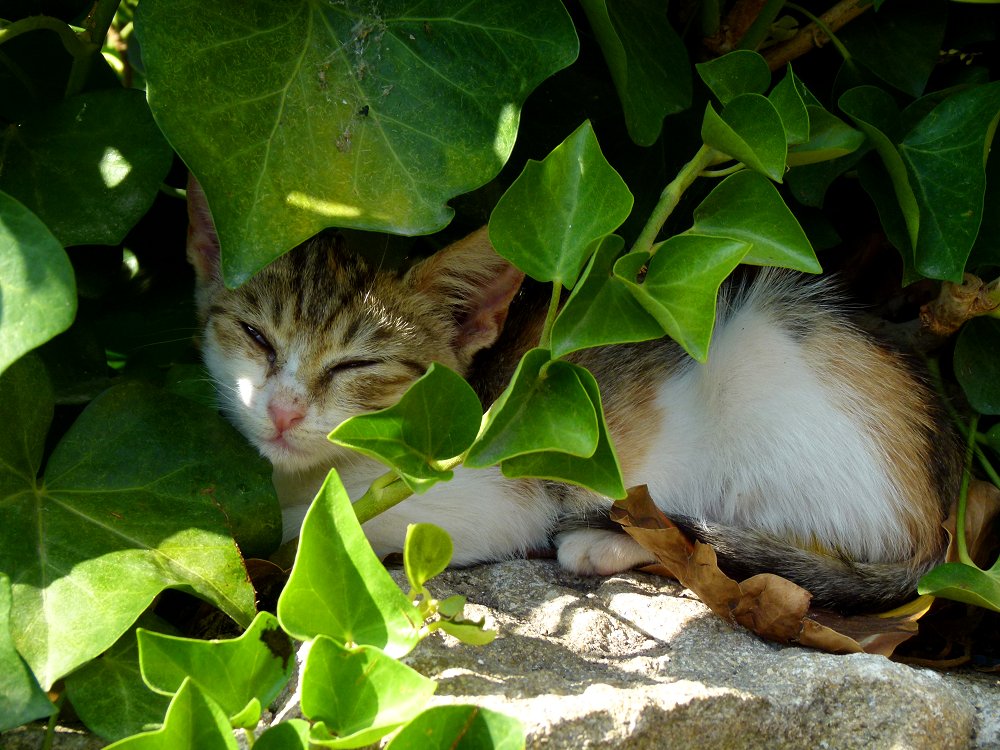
[187,180,961,612]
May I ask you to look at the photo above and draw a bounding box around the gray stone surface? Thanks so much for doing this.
[4,560,998,749]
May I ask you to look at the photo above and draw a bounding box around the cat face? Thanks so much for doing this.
[186,177,523,471]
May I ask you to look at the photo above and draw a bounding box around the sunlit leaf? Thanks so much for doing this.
[277,471,421,657]
[386,705,525,750]
[136,0,579,286]
[918,561,1000,613]
[404,523,453,593]
[0,574,53,732]
[489,121,633,289]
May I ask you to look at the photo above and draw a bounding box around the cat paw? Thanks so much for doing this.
[555,528,657,576]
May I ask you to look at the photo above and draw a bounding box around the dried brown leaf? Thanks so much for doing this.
[943,478,1000,566]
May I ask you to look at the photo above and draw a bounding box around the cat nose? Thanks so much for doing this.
[268,402,305,435]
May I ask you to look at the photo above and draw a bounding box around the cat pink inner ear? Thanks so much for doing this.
[454,263,525,358]
[186,174,221,283]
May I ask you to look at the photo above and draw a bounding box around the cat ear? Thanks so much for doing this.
[186,173,221,285]
[406,226,525,363]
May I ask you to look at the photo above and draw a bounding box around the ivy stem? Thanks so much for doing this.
[699,163,745,179]
[784,2,853,63]
[630,144,724,257]
[243,728,256,749]
[353,473,414,525]
[538,282,563,350]
[41,694,65,750]
[957,414,978,567]
[736,0,786,50]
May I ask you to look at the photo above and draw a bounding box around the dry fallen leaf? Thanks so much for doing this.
[944,478,1000,566]
[611,486,921,656]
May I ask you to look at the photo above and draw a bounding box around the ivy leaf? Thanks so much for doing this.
[385,705,524,750]
[918,561,1000,613]
[255,720,311,750]
[701,95,787,182]
[0,191,76,376]
[786,108,866,166]
[954,317,1000,415]
[0,574,53,732]
[768,68,810,146]
[898,81,1000,281]
[103,679,237,750]
[490,121,633,289]
[303,637,436,749]
[464,349,599,468]
[579,0,691,145]
[550,234,663,358]
[0,89,172,247]
[64,616,176,742]
[404,523,453,593]
[277,471,421,657]
[136,0,579,286]
[1,360,272,690]
[329,364,482,493]
[434,618,497,646]
[499,364,625,499]
[696,50,771,105]
[137,612,294,729]
[786,148,868,208]
[689,171,820,272]
[616,236,750,362]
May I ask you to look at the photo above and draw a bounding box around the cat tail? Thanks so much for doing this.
[668,516,945,614]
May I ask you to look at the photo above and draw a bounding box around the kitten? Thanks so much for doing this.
[187,180,961,612]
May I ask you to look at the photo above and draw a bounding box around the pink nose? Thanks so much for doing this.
[268,402,305,435]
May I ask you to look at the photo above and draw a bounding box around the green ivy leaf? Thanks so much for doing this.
[404,523,453,593]
[329,363,482,493]
[768,69,811,146]
[0,574,53,732]
[786,107,866,166]
[137,612,293,729]
[0,192,76,376]
[255,720,311,750]
[898,81,1000,281]
[550,234,663,358]
[701,95,787,182]
[689,171,820,272]
[696,50,771,106]
[918,561,1000,613]
[616,235,750,362]
[0,89,172,247]
[465,349,599,468]
[277,471,421,657]
[136,0,579,286]
[385,705,525,750]
[838,0,946,97]
[579,0,691,145]
[786,148,868,208]
[499,364,625,499]
[303,636,436,748]
[489,120,633,289]
[954,317,1000,415]
[103,679,237,750]
[1,361,272,690]
[64,616,175,742]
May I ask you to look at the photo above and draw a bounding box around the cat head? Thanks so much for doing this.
[187,176,524,472]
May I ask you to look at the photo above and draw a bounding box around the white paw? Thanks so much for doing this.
[555,528,657,576]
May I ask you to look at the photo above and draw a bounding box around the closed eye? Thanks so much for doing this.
[325,359,381,379]
[239,322,276,364]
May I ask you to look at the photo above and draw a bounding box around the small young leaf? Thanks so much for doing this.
[0,89,172,247]
[255,720,311,750]
[465,349,599,468]
[499,364,625,499]
[489,121,633,289]
[64,615,176,741]
[616,235,750,362]
[0,574,53,732]
[786,108,866,166]
[768,68,810,146]
[277,471,421,657]
[701,96,787,182]
[404,523,454,593]
[918,561,1000,613]
[550,234,664,358]
[0,192,76,376]
[690,171,820,272]
[437,595,468,619]
[696,50,771,105]
[434,619,498,646]
[579,0,691,145]
[302,637,436,748]
[329,363,482,493]
[137,612,293,729]
[954,317,1000,415]
[385,705,525,750]
[103,679,237,750]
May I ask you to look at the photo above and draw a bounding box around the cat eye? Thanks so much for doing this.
[239,322,276,364]
[325,359,380,379]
